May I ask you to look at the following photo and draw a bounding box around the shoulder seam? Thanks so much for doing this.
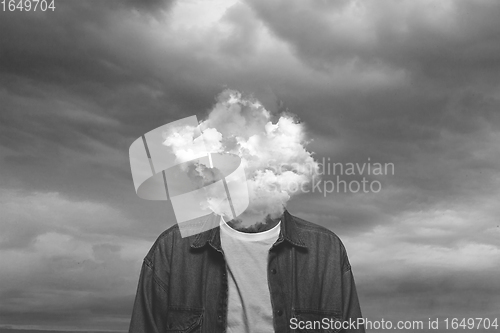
[295,223,341,239]
[144,224,179,262]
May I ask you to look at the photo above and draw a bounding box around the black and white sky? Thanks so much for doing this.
[1,0,500,331]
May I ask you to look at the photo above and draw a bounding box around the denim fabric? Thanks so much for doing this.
[129,210,365,333]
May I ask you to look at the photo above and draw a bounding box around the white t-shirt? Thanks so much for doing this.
[220,217,281,333]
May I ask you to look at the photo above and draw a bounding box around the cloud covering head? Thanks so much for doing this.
[162,89,319,227]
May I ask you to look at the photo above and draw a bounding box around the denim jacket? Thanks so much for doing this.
[129,210,365,333]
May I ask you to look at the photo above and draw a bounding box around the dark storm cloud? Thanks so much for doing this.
[357,253,500,320]
[126,0,176,13]
[0,0,202,208]
[0,4,183,328]
[244,0,500,74]
[242,0,500,153]
[0,191,148,329]
[0,0,179,124]
[236,0,500,224]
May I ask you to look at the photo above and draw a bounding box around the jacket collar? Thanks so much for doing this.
[190,209,307,250]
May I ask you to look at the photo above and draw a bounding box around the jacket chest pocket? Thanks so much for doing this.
[292,309,342,333]
[165,308,203,333]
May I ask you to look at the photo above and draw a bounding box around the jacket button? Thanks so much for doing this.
[276,310,283,316]
[218,315,222,321]
[271,268,277,274]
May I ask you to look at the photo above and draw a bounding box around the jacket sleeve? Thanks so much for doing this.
[341,267,365,333]
[129,237,171,333]
[340,242,365,333]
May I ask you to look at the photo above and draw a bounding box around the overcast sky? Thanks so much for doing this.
[1,0,500,331]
